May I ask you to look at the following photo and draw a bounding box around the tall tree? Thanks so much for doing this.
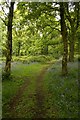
[60,2,68,75]
[65,2,80,62]
[5,2,15,77]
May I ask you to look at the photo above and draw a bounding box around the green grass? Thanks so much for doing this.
[0,82,2,120]
[14,78,36,118]
[2,59,79,118]
[43,60,78,118]
[0,60,2,119]
[2,62,46,117]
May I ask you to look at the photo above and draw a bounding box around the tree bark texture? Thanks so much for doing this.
[60,2,68,75]
[65,2,80,62]
[69,24,75,62]
[5,2,14,76]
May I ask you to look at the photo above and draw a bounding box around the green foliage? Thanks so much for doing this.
[2,60,78,118]
[2,62,45,117]
[12,55,54,63]
[2,2,79,60]
[43,60,78,118]
[1,2,79,118]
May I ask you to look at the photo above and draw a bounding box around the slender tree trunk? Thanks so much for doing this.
[41,45,48,55]
[65,2,80,62]
[17,42,21,56]
[69,25,75,62]
[5,2,14,77]
[43,45,48,55]
[60,2,68,76]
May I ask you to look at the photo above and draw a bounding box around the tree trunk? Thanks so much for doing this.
[17,41,21,56]
[69,25,75,62]
[41,45,48,55]
[65,2,80,62]
[60,2,68,76]
[43,45,48,55]
[5,2,14,77]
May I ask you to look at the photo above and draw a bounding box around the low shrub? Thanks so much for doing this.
[12,55,55,63]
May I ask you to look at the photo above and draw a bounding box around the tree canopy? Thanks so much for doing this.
[0,1,79,77]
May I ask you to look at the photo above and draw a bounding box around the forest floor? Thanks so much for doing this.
[8,64,50,118]
[2,59,78,119]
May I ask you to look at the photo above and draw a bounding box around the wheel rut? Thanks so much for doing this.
[5,63,53,118]
[34,65,49,119]
[8,77,30,117]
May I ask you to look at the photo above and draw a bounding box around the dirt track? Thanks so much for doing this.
[7,64,51,118]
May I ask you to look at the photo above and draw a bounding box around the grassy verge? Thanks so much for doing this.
[2,62,46,117]
[2,58,79,118]
[43,60,78,118]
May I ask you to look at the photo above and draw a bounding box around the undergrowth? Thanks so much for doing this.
[12,55,54,63]
[2,58,79,118]
[2,63,45,118]
[43,60,78,118]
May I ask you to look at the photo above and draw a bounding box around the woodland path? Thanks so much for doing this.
[8,76,30,117]
[7,63,53,118]
[34,65,49,119]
